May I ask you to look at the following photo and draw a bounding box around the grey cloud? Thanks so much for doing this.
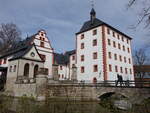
[0,0,147,52]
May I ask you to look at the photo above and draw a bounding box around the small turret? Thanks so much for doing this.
[90,8,96,24]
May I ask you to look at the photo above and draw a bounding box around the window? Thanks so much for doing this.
[129,58,131,64]
[41,33,44,36]
[122,36,124,42]
[93,29,97,35]
[114,54,117,60]
[81,66,84,73]
[125,68,128,74]
[130,69,132,74]
[115,65,118,72]
[93,65,98,72]
[14,65,16,72]
[93,39,97,46]
[9,66,12,72]
[120,67,123,73]
[124,57,126,63]
[4,58,7,64]
[123,45,125,51]
[117,34,120,40]
[81,43,84,49]
[107,28,110,34]
[108,52,111,59]
[62,74,64,78]
[93,52,98,59]
[118,43,121,49]
[72,55,75,60]
[60,66,63,70]
[81,34,84,39]
[119,55,122,62]
[40,37,42,40]
[81,55,84,61]
[0,59,2,65]
[108,39,111,45]
[113,32,115,37]
[40,54,46,61]
[113,41,116,48]
[42,38,45,41]
[40,41,44,47]
[127,48,130,53]
[109,64,112,72]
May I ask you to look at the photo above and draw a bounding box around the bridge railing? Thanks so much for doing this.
[48,80,150,88]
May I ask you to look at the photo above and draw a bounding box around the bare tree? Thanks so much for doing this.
[134,48,147,65]
[134,48,148,81]
[0,23,21,54]
[128,0,150,28]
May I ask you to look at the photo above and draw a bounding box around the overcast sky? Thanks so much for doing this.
[0,0,148,53]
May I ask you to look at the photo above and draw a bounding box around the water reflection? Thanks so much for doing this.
[36,102,111,113]
[0,96,112,113]
[0,96,149,113]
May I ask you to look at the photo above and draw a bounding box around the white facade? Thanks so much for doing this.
[0,11,134,83]
[58,65,69,80]
[6,45,44,95]
[76,26,103,82]
[69,54,76,80]
[105,26,134,81]
[32,30,54,78]
[76,25,134,82]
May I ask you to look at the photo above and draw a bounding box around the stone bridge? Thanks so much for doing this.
[46,84,150,104]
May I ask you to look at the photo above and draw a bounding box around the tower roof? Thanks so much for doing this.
[78,18,104,34]
[76,9,132,40]
[90,8,96,16]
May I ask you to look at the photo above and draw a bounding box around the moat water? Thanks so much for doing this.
[0,96,149,113]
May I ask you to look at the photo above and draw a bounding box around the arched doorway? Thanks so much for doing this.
[93,77,97,83]
[0,67,7,91]
[34,65,39,78]
[24,63,29,77]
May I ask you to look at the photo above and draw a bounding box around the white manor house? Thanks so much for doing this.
[0,8,134,88]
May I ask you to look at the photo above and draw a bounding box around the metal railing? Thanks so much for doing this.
[47,80,150,88]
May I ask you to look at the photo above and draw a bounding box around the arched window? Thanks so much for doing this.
[34,65,39,78]
[24,63,29,77]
